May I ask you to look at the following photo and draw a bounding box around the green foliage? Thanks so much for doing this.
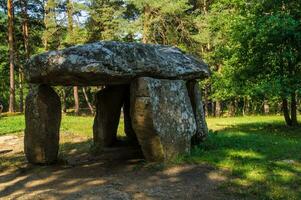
[85,0,132,42]
[1,0,301,123]
[129,0,197,50]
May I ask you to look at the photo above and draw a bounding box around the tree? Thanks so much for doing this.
[65,0,80,114]
[18,0,30,113]
[85,0,125,42]
[130,0,196,49]
[223,0,301,125]
[7,0,15,112]
[43,0,60,50]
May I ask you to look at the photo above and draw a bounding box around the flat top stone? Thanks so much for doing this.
[25,41,209,86]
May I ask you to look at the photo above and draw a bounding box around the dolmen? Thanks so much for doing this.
[24,41,209,164]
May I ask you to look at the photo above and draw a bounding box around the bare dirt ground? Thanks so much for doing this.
[0,135,232,200]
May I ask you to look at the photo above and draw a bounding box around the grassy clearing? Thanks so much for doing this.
[181,116,301,200]
[0,114,25,136]
[0,114,125,137]
[1,114,301,199]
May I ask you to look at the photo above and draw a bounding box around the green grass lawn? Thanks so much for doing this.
[0,114,125,137]
[186,116,301,200]
[0,114,301,199]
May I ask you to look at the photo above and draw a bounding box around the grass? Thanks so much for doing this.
[0,114,25,136]
[0,114,301,199]
[0,114,125,137]
[182,116,301,200]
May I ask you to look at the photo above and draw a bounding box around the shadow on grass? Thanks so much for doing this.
[220,121,301,138]
[183,120,301,199]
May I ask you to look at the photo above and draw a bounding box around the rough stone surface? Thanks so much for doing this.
[24,84,61,164]
[130,77,196,161]
[93,85,127,150]
[187,80,209,145]
[123,86,137,142]
[25,41,209,86]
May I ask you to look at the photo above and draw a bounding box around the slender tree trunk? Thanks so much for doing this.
[13,33,22,113]
[243,96,249,116]
[282,98,292,126]
[18,0,29,113]
[8,0,15,113]
[291,92,298,126]
[203,0,208,14]
[277,102,282,115]
[21,0,29,59]
[142,5,150,44]
[82,87,94,115]
[263,99,269,115]
[62,88,67,113]
[67,0,73,40]
[228,100,235,117]
[66,0,79,115]
[204,84,209,116]
[73,86,79,115]
[211,101,215,117]
[234,98,238,115]
[215,100,221,117]
[18,68,23,112]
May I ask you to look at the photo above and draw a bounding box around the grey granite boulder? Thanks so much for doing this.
[187,80,208,145]
[130,77,196,161]
[93,85,127,150]
[25,41,209,86]
[24,84,61,164]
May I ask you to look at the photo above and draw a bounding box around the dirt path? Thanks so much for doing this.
[0,135,231,200]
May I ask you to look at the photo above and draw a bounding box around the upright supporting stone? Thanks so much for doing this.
[93,85,127,150]
[187,80,209,145]
[130,77,196,162]
[24,84,61,164]
[123,85,137,142]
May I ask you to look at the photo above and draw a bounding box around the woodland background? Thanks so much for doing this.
[1,0,301,126]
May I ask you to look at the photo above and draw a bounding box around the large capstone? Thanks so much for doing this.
[130,77,197,162]
[24,84,61,164]
[93,85,127,150]
[25,41,209,86]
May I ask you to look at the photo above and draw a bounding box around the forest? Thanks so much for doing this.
[0,0,301,126]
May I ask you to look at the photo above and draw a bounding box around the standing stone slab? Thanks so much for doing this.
[93,85,127,150]
[187,80,208,145]
[130,77,197,162]
[24,84,61,164]
[123,85,137,142]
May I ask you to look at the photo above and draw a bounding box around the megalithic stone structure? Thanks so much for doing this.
[24,41,209,164]
[24,84,61,164]
[130,78,197,161]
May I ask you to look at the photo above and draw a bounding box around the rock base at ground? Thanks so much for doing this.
[93,85,127,150]
[187,80,208,145]
[24,84,61,164]
[130,77,197,161]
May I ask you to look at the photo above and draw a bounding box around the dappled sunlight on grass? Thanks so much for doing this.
[60,115,94,136]
[1,114,301,199]
[183,116,301,199]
